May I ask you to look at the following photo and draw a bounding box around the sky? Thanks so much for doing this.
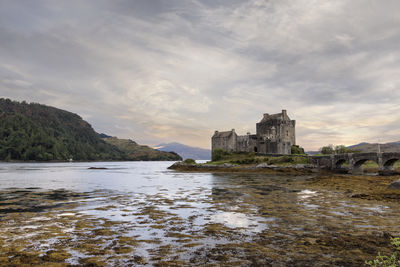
[1,0,400,150]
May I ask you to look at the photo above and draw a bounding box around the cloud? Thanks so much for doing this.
[0,0,400,150]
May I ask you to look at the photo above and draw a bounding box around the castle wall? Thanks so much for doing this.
[211,130,237,152]
[236,134,257,153]
[211,110,296,155]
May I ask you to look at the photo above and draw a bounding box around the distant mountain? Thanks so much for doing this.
[348,141,400,153]
[103,137,181,161]
[0,98,181,161]
[156,142,211,160]
[306,141,400,155]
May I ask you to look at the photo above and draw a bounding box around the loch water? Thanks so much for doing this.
[0,161,398,266]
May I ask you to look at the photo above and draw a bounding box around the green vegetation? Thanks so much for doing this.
[321,145,335,155]
[319,145,359,155]
[210,150,310,166]
[0,98,181,161]
[212,148,232,161]
[103,137,181,161]
[183,158,196,164]
[291,145,305,155]
[366,237,400,267]
[335,145,359,154]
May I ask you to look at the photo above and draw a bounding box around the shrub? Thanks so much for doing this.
[183,158,196,164]
[211,148,231,161]
[291,145,305,155]
[335,145,358,154]
[233,157,256,164]
[321,146,334,155]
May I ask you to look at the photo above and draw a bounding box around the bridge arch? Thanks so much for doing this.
[335,159,347,169]
[352,159,378,173]
[383,158,400,171]
[353,159,370,169]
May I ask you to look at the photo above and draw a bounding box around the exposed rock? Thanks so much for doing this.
[294,164,315,169]
[222,163,235,167]
[256,163,269,168]
[294,164,306,169]
[198,164,219,169]
[388,179,400,190]
[255,163,281,169]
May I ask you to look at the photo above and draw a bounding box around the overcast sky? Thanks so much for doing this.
[1,0,400,150]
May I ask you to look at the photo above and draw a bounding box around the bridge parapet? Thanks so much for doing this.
[310,155,332,169]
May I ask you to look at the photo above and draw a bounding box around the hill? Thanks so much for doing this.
[103,137,181,161]
[348,142,400,153]
[306,141,400,155]
[0,98,181,161]
[156,142,211,160]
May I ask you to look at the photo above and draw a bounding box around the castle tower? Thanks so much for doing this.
[256,110,295,154]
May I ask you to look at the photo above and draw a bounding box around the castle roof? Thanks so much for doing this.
[213,130,235,138]
[259,110,290,123]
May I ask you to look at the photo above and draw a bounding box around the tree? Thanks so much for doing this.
[291,145,305,155]
[335,145,348,154]
[321,145,334,155]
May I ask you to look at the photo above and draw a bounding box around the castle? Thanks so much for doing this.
[212,110,296,155]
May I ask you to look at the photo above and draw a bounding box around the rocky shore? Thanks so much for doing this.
[169,161,400,190]
[168,161,318,174]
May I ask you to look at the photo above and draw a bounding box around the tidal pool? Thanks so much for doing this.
[0,162,399,266]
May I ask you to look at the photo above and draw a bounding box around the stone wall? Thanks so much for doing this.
[211,130,237,152]
[211,110,296,155]
[236,134,257,153]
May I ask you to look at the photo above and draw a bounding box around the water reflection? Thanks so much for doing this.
[0,162,398,266]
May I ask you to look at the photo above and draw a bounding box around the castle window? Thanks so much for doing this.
[286,131,289,136]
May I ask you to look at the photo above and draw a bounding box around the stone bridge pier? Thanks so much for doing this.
[311,152,400,175]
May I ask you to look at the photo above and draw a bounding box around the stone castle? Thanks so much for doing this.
[212,110,296,155]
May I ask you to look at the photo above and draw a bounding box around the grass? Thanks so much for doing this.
[208,152,311,166]
[361,160,400,170]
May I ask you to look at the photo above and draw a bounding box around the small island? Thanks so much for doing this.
[171,110,400,175]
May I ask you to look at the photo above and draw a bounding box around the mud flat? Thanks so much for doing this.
[0,165,400,266]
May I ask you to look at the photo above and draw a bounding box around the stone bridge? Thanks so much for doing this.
[311,152,400,174]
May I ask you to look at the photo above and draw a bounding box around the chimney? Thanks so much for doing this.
[263,113,269,119]
[214,130,219,135]
[282,110,287,117]
[231,129,235,132]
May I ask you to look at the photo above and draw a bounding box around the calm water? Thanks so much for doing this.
[0,161,398,266]
[0,161,210,192]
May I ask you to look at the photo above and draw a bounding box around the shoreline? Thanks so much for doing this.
[0,159,180,163]
[169,161,321,175]
[168,161,400,176]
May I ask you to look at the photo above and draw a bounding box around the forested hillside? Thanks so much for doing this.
[0,99,181,161]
